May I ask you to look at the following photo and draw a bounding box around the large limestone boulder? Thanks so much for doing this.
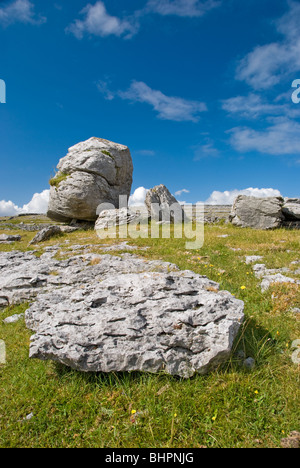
[47,138,133,222]
[145,184,187,223]
[229,195,284,230]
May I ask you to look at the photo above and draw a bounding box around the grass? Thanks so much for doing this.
[0,221,299,448]
[49,172,70,188]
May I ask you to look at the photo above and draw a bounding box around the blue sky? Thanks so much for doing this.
[0,0,300,214]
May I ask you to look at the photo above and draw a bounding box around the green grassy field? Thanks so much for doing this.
[0,220,299,448]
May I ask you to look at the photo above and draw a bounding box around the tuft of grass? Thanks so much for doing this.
[49,172,70,188]
[101,150,112,157]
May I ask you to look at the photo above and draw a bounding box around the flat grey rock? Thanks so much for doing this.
[245,256,263,265]
[0,247,244,377]
[3,313,24,324]
[251,263,300,292]
[26,270,244,378]
[0,234,21,242]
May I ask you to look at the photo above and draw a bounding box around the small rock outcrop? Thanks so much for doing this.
[47,138,133,222]
[95,208,147,231]
[29,225,77,245]
[229,196,284,230]
[282,198,300,221]
[0,234,21,243]
[145,185,187,223]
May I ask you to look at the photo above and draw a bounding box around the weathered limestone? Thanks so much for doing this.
[229,196,284,230]
[95,208,147,231]
[26,269,244,378]
[282,198,300,221]
[0,234,21,242]
[29,225,77,245]
[252,263,300,292]
[47,138,133,222]
[145,185,188,223]
[0,248,244,377]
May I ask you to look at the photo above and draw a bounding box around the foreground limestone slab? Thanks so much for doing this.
[25,270,244,378]
[0,248,244,377]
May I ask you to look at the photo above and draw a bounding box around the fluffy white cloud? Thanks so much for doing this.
[0,190,50,217]
[119,81,207,122]
[128,187,149,207]
[229,117,300,156]
[67,1,138,39]
[146,0,221,17]
[236,2,300,89]
[0,0,46,26]
[204,188,282,205]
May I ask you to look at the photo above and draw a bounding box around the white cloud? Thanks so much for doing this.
[67,1,138,39]
[146,0,221,17]
[0,0,46,26]
[229,117,300,156]
[236,2,300,90]
[204,188,282,205]
[0,190,50,217]
[175,189,190,197]
[128,187,148,207]
[222,93,286,119]
[0,200,20,217]
[119,80,207,122]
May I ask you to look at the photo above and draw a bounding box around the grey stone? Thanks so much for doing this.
[229,196,284,230]
[282,199,300,221]
[26,270,244,378]
[0,234,21,242]
[29,226,63,245]
[3,313,24,324]
[0,248,244,377]
[251,263,300,292]
[47,137,133,222]
[245,256,263,265]
[243,357,255,369]
[29,225,78,245]
[95,208,147,231]
[145,185,188,223]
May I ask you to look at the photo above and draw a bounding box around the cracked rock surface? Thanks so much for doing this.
[0,247,244,377]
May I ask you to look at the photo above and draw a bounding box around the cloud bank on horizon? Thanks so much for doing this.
[0,190,50,217]
[0,187,283,217]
